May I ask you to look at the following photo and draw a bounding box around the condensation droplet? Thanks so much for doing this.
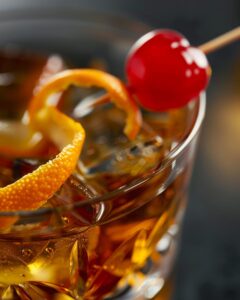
[21,248,33,258]
[62,216,69,224]
[45,247,54,257]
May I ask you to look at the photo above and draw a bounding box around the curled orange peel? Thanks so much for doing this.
[0,69,142,214]
[0,107,85,211]
[28,69,142,140]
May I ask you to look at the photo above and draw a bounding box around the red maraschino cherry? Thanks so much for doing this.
[126,29,211,111]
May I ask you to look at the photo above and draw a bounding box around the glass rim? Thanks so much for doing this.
[0,94,206,218]
[0,8,206,217]
[0,4,150,34]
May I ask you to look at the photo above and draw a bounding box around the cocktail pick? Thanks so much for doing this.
[79,27,239,112]
[199,26,240,54]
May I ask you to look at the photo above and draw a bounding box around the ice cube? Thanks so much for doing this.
[84,136,165,177]
[71,91,170,191]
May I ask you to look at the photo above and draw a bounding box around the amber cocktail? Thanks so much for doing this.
[0,8,206,300]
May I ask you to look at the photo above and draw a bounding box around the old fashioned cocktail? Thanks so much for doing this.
[0,9,207,300]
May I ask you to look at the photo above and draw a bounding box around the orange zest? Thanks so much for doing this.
[28,69,142,140]
[0,107,85,211]
[0,69,142,214]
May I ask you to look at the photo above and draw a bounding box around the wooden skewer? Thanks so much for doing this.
[91,93,110,106]
[199,26,240,54]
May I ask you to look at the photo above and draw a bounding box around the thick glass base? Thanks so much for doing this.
[105,222,179,300]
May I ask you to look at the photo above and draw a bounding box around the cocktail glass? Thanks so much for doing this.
[0,6,206,300]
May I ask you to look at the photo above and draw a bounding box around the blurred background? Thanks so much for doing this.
[0,0,239,299]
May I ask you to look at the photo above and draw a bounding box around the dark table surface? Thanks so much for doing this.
[1,1,240,299]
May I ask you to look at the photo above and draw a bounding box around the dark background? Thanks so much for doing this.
[1,1,240,299]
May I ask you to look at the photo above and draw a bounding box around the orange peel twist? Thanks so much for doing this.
[0,69,142,214]
[0,107,85,211]
[28,69,142,140]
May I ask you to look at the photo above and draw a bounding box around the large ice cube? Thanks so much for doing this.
[84,136,165,177]
[73,93,168,178]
